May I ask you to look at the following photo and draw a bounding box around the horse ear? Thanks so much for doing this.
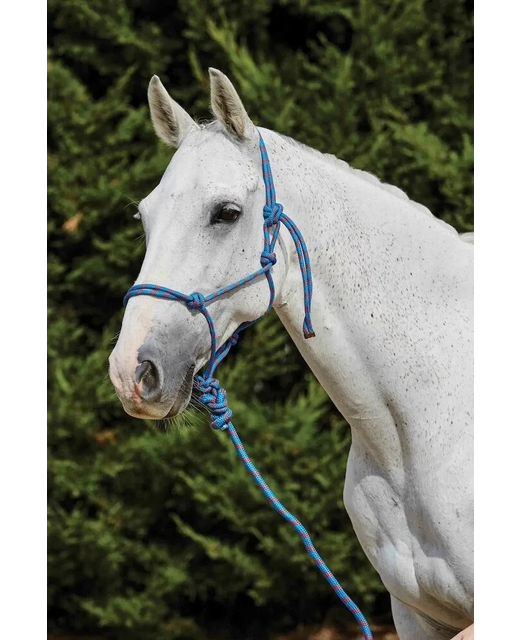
[209,68,256,141]
[148,75,199,147]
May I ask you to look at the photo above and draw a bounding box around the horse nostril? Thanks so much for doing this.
[135,360,152,384]
[135,360,162,400]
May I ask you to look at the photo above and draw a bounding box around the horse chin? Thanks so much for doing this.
[162,389,192,419]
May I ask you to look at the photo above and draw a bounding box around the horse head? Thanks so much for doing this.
[109,70,289,419]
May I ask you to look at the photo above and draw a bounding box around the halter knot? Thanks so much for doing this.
[263,202,283,227]
[186,291,205,311]
[260,250,277,268]
[196,376,233,430]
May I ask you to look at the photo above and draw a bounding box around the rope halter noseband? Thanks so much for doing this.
[123,130,372,640]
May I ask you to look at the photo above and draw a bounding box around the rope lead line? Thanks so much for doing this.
[124,130,373,640]
[224,422,373,639]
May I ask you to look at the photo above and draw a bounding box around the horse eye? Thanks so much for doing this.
[213,205,241,224]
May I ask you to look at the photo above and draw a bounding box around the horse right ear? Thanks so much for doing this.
[147,75,199,147]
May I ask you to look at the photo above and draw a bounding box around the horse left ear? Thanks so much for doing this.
[209,68,256,141]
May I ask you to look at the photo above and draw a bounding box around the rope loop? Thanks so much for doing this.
[196,376,233,430]
[260,250,277,267]
[186,291,206,311]
[263,202,283,227]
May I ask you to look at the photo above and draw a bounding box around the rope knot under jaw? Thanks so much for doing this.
[196,376,233,431]
[263,202,283,227]
[227,332,240,348]
[186,291,206,311]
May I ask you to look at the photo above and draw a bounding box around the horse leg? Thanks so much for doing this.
[391,596,456,640]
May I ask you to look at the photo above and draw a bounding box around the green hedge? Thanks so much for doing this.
[48,1,473,638]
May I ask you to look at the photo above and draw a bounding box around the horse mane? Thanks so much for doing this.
[278,134,434,219]
[277,133,473,239]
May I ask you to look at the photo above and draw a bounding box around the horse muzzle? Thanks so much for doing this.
[109,343,195,420]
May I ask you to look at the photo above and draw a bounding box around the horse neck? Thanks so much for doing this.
[263,129,472,463]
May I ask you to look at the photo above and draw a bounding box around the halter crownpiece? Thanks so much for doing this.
[123,130,373,639]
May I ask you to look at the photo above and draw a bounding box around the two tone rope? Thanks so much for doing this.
[124,131,372,640]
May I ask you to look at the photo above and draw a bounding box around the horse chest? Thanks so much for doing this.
[343,441,473,628]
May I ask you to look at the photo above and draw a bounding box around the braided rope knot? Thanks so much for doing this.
[196,376,233,430]
[227,332,240,348]
[263,202,283,227]
[186,291,205,310]
[260,250,277,267]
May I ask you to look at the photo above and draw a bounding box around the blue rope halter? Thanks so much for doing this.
[124,131,373,640]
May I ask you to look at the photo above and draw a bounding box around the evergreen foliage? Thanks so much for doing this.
[48,1,473,637]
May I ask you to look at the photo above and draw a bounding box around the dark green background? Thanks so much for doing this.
[48,1,473,638]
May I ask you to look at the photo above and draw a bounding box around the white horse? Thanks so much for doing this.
[109,69,474,640]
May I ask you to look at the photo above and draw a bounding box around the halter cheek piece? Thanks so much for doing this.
[123,131,373,640]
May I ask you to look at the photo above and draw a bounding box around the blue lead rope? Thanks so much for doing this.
[124,131,373,640]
